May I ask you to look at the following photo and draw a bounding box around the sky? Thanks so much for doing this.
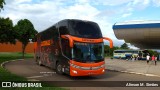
[1,0,160,48]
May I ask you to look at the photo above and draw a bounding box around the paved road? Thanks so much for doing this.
[105,58,160,77]
[3,59,160,90]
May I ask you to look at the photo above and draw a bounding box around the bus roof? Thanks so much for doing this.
[39,19,103,39]
[39,19,99,33]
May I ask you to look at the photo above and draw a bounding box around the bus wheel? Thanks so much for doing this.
[56,62,63,74]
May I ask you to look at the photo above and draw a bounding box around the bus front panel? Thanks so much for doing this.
[70,60,105,76]
[69,42,105,76]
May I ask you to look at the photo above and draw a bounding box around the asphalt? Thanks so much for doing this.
[105,58,160,77]
[2,59,160,90]
[3,59,160,80]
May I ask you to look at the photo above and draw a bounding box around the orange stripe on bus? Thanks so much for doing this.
[61,35,74,47]
[61,35,103,43]
[71,36,103,43]
[41,40,51,46]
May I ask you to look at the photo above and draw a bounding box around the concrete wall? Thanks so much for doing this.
[0,41,34,53]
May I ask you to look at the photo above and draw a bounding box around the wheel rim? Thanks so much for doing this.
[38,60,41,65]
[57,64,62,73]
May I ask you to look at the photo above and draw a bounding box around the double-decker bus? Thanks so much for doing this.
[34,19,113,76]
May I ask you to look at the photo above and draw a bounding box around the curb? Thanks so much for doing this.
[107,68,160,78]
[1,59,25,69]
[1,59,40,81]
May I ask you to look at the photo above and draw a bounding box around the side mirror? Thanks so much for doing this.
[103,37,113,48]
[61,35,74,48]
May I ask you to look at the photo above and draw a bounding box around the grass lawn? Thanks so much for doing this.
[0,52,33,81]
[0,52,33,64]
[0,52,66,90]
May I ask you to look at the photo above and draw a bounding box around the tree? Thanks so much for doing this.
[147,50,158,56]
[104,45,110,56]
[0,0,5,11]
[0,17,16,44]
[14,19,38,58]
[120,43,129,49]
[104,45,120,56]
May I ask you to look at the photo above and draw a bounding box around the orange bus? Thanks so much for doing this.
[34,19,113,76]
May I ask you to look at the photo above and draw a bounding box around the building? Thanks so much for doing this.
[113,20,160,49]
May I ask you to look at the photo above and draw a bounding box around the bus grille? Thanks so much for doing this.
[80,66,101,70]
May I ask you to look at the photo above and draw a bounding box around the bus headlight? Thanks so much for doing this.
[72,70,77,74]
[102,69,105,72]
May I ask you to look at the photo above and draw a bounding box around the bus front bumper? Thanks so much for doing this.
[70,66,105,76]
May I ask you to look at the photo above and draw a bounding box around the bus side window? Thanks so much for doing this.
[61,38,71,59]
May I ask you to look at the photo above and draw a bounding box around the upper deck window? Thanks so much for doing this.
[69,20,102,39]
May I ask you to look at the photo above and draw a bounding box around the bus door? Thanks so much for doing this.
[59,38,71,74]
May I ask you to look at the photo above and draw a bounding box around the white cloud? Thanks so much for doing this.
[58,3,99,20]
[132,0,150,5]
[75,0,90,4]
[117,0,152,18]
[1,0,61,29]
[91,0,132,6]
[128,44,139,50]
[127,0,150,10]
[0,0,128,46]
[2,0,159,47]
[122,13,132,18]
[15,0,32,4]
[152,0,160,7]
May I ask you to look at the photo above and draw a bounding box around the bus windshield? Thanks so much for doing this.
[72,42,104,62]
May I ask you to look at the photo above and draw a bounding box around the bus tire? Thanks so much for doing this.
[56,62,63,75]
